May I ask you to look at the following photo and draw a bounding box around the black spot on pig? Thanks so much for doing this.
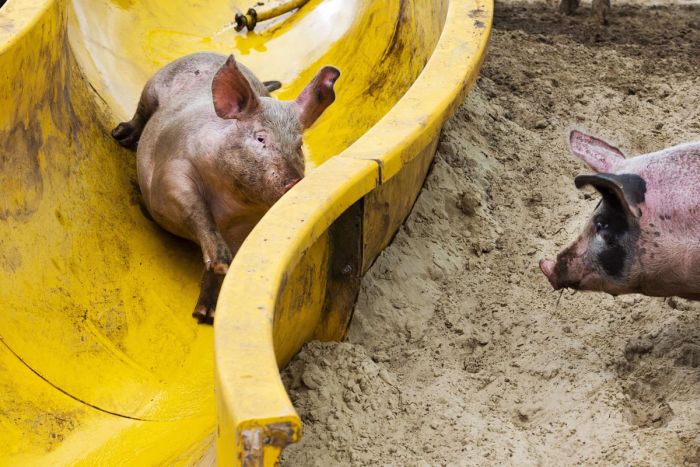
[599,241,626,277]
[591,196,639,278]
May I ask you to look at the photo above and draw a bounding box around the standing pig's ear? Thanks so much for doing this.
[295,66,340,129]
[568,129,625,173]
[575,173,646,219]
[212,55,259,119]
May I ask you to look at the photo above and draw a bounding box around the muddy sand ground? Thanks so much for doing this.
[281,1,700,465]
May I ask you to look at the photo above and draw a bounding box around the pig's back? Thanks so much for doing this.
[147,52,269,111]
[619,141,700,233]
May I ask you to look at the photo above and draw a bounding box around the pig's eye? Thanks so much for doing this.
[254,132,267,146]
[595,221,608,233]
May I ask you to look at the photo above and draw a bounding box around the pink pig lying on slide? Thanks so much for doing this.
[112,53,340,323]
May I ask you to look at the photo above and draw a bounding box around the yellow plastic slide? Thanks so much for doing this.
[0,0,491,464]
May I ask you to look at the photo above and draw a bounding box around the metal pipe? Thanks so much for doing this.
[234,0,311,32]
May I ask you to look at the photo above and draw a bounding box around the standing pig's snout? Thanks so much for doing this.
[539,258,558,289]
[283,178,301,193]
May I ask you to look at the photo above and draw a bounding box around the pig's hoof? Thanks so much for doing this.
[206,256,230,274]
[209,244,232,274]
[111,122,140,150]
[212,261,229,275]
[263,80,282,92]
[192,305,215,325]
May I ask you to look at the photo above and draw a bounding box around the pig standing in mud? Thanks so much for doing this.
[540,130,700,300]
[112,52,340,323]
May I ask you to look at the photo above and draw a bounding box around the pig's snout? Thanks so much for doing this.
[539,258,560,290]
[265,166,303,204]
[283,178,301,193]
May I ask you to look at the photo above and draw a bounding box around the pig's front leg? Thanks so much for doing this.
[193,270,225,324]
[148,167,233,319]
[183,204,233,275]
[185,204,232,324]
[178,202,233,322]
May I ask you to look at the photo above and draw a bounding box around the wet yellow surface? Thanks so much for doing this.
[0,0,487,464]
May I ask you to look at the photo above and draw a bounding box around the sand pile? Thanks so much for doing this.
[282,1,700,464]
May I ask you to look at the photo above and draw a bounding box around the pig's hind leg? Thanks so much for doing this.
[112,80,159,150]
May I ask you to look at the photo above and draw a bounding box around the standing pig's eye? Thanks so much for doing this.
[595,221,608,233]
[256,135,266,144]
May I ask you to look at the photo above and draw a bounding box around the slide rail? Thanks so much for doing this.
[214,0,493,464]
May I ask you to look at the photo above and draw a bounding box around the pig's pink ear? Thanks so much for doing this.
[575,173,646,219]
[212,55,260,119]
[568,130,625,173]
[295,66,340,129]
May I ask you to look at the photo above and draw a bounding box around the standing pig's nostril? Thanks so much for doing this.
[539,259,554,277]
[539,259,559,289]
[283,178,301,193]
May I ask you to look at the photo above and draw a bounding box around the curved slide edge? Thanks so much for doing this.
[214,0,493,464]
